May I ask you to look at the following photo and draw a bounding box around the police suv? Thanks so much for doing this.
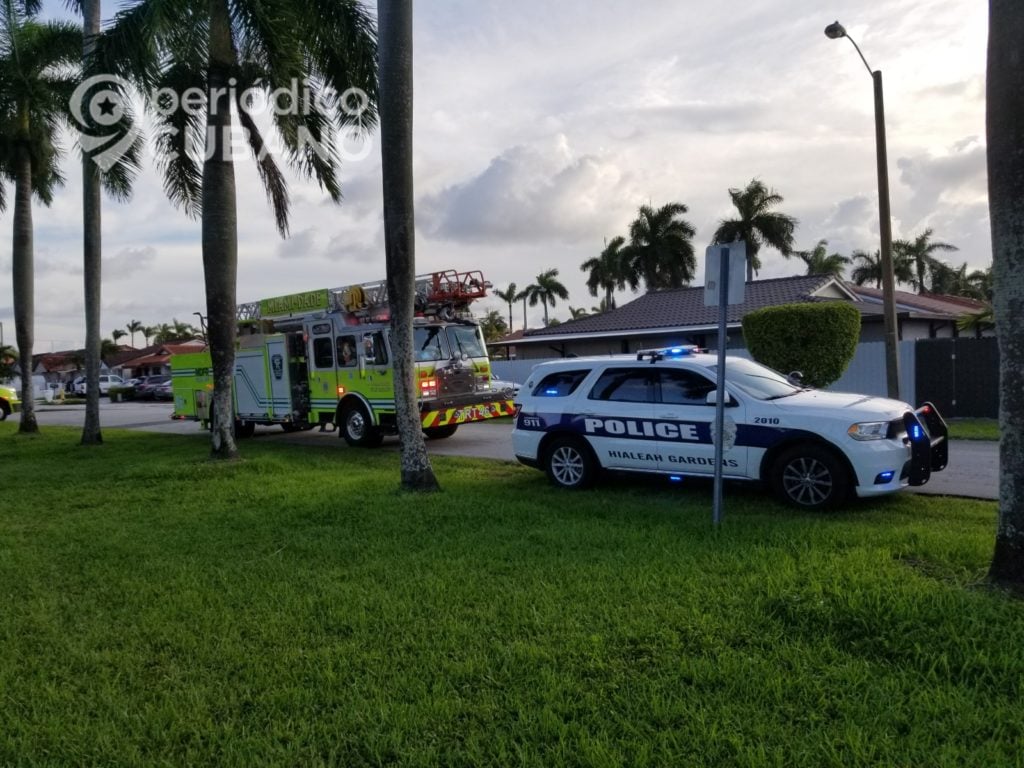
[511,347,948,509]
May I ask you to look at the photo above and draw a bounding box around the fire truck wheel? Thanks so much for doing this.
[340,403,383,448]
[423,424,459,440]
[235,420,256,438]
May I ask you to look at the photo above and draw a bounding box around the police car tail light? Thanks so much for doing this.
[420,378,438,397]
[847,421,889,441]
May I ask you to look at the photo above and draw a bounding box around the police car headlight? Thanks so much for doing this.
[847,421,889,441]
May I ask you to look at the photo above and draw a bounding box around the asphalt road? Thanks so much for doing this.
[31,400,998,500]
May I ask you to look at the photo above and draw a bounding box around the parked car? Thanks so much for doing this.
[135,375,171,399]
[511,346,949,509]
[73,374,126,396]
[0,383,20,420]
[154,380,174,401]
[488,376,521,398]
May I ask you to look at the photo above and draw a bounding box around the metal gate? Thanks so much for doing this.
[915,337,999,418]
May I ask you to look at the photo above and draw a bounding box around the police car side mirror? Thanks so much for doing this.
[705,390,735,406]
[787,371,804,386]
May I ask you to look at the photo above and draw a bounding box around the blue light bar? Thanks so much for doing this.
[669,476,683,482]
[874,471,895,484]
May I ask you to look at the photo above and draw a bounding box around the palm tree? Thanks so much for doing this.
[107,0,377,459]
[494,282,520,333]
[153,323,173,343]
[581,236,627,308]
[794,239,850,278]
[623,202,696,291]
[968,264,994,301]
[142,325,156,346]
[712,178,797,281]
[378,0,437,490]
[957,305,994,337]
[893,228,958,294]
[591,297,614,314]
[567,306,589,319]
[77,0,140,446]
[478,310,508,342]
[987,0,1024,586]
[126,319,143,347]
[524,269,569,326]
[111,328,127,344]
[849,248,915,289]
[0,0,81,434]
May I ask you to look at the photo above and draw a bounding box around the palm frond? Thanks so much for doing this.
[235,99,290,235]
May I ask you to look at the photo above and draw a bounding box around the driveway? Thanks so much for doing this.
[32,401,998,500]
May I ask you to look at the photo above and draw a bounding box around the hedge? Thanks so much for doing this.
[741,302,861,388]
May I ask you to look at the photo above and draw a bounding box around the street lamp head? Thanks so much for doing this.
[824,21,847,39]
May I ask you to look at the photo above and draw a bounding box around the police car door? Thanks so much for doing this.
[582,367,659,472]
[653,368,748,477]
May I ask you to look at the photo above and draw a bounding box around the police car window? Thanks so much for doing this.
[313,337,334,368]
[589,369,654,403]
[710,358,800,400]
[658,369,717,405]
[532,370,589,397]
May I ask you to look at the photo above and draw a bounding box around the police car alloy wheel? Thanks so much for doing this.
[545,437,596,489]
[771,444,850,509]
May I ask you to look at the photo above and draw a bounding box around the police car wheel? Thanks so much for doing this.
[0,402,8,421]
[544,437,596,489]
[341,403,383,448]
[772,444,850,509]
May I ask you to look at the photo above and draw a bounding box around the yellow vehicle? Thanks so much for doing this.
[171,269,514,445]
[0,383,20,421]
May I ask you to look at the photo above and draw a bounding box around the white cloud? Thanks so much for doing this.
[3,0,990,345]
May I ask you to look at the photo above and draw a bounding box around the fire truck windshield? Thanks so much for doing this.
[446,325,486,358]
[413,326,449,361]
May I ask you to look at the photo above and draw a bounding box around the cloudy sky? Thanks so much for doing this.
[0,0,988,351]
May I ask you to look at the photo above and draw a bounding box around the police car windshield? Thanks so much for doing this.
[709,358,803,400]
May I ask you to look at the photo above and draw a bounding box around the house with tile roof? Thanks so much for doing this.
[488,275,987,360]
[117,341,206,378]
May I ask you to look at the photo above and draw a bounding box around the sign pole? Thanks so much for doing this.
[712,247,729,526]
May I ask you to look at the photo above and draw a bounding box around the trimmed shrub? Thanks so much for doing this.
[741,302,861,388]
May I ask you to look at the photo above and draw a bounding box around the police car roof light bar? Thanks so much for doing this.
[636,345,701,362]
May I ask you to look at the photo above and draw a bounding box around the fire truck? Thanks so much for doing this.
[170,269,515,445]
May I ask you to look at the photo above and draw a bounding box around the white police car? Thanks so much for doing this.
[511,347,948,509]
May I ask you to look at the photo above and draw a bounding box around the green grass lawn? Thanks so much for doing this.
[946,418,999,441]
[0,424,1019,767]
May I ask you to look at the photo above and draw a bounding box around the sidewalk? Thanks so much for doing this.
[908,440,998,501]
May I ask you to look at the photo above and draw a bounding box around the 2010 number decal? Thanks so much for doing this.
[754,417,780,425]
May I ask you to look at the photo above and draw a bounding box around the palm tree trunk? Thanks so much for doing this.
[81,0,103,445]
[543,300,549,326]
[521,298,527,330]
[202,0,239,459]
[12,122,38,433]
[987,0,1024,587]
[507,302,513,333]
[378,0,438,491]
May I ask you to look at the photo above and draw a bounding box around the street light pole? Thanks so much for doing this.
[825,21,901,400]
